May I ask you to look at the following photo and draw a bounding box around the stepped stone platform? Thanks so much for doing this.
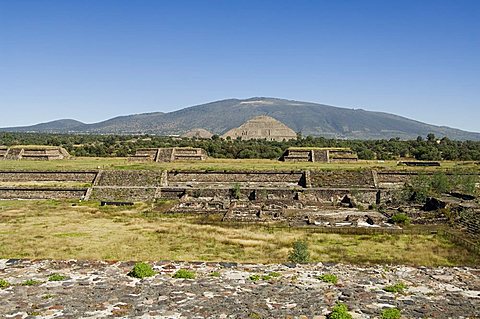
[130,148,208,162]
[0,259,478,318]
[0,146,70,160]
[280,148,358,163]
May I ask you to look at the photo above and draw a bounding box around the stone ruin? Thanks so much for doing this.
[0,146,70,160]
[130,147,208,162]
[181,128,214,139]
[0,146,8,159]
[222,115,297,141]
[279,147,358,163]
[1,169,478,233]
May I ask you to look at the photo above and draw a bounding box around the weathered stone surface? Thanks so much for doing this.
[0,259,478,318]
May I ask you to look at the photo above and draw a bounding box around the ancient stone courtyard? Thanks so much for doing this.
[1,259,479,319]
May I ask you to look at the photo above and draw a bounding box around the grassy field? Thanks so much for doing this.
[0,157,478,172]
[0,200,477,266]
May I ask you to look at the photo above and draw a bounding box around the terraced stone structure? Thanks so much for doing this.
[181,128,214,139]
[2,169,478,230]
[222,115,297,141]
[0,146,8,159]
[280,147,358,163]
[1,146,70,160]
[130,147,208,162]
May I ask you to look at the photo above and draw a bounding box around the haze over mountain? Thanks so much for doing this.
[2,98,479,140]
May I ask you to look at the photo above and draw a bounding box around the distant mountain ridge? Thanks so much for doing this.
[2,97,479,140]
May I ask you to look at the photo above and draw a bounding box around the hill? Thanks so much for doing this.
[2,98,479,140]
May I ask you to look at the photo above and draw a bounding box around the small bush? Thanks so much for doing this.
[0,279,10,288]
[231,183,241,199]
[21,279,42,286]
[390,213,410,225]
[381,308,401,319]
[48,274,68,282]
[317,273,338,285]
[128,262,156,279]
[383,282,407,294]
[328,302,352,319]
[261,275,272,280]
[210,271,221,277]
[269,272,281,278]
[249,274,260,281]
[288,240,310,263]
[173,269,195,279]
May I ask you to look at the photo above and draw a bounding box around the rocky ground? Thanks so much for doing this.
[0,259,479,319]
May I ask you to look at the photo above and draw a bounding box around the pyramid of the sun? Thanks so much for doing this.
[221,115,297,141]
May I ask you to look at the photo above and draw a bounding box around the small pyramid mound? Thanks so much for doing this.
[181,128,214,139]
[222,115,297,141]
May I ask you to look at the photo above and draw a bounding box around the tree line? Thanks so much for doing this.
[1,132,480,161]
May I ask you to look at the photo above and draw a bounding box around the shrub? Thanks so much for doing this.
[383,282,407,294]
[288,240,310,263]
[381,308,401,319]
[48,274,68,281]
[390,213,410,225]
[317,273,338,285]
[128,262,156,279]
[173,269,195,279]
[269,272,281,278]
[210,271,221,277]
[21,279,42,286]
[0,279,10,288]
[328,302,352,319]
[231,183,241,199]
[249,274,260,281]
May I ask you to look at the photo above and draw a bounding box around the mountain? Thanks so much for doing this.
[2,98,479,140]
[1,119,86,133]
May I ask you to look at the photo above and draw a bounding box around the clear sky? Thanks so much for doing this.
[1,0,479,132]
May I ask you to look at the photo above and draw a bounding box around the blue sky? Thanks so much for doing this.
[1,0,479,132]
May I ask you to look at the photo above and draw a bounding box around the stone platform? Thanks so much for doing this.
[0,259,479,318]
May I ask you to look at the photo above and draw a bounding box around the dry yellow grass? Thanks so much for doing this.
[0,200,477,266]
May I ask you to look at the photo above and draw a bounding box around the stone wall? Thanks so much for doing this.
[90,187,158,201]
[167,171,305,187]
[310,170,375,188]
[0,171,97,183]
[156,148,174,162]
[312,150,328,162]
[0,187,87,199]
[0,146,8,159]
[95,170,165,187]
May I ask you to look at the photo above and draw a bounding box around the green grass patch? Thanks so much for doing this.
[381,308,402,319]
[173,269,195,279]
[48,274,68,281]
[128,262,156,279]
[383,282,407,294]
[317,273,338,285]
[0,279,10,288]
[328,302,352,319]
[249,274,261,281]
[21,279,42,286]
